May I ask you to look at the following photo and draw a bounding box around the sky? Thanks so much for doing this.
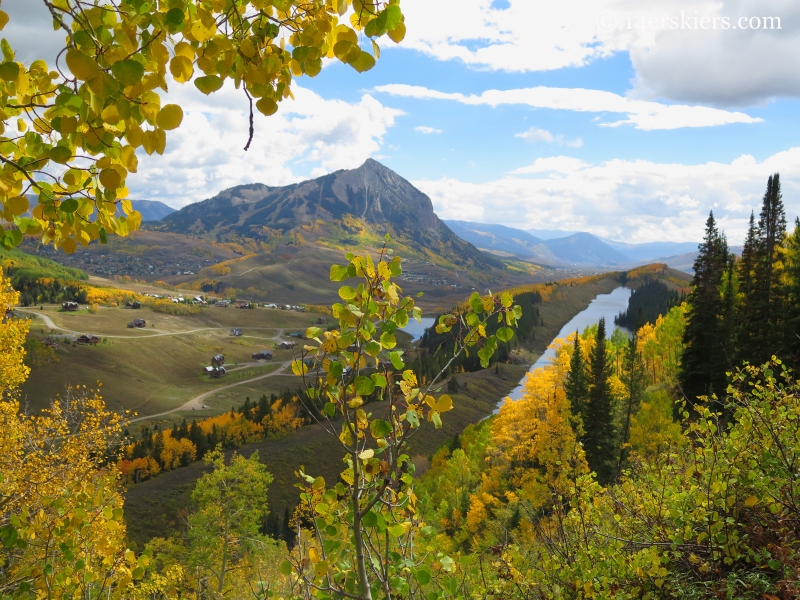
[6,0,800,244]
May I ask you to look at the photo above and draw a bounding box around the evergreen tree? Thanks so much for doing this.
[565,331,589,432]
[784,218,800,368]
[583,318,617,485]
[741,173,788,364]
[618,334,646,473]
[680,211,729,402]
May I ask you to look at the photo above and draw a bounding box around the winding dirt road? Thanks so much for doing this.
[128,361,293,423]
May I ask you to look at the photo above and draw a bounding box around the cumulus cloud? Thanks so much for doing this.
[130,83,402,207]
[397,0,800,106]
[516,127,583,148]
[375,84,761,130]
[411,148,800,244]
[414,126,442,134]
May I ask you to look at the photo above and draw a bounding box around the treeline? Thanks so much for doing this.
[118,391,310,484]
[12,273,89,306]
[681,173,800,401]
[615,278,683,330]
[411,290,542,381]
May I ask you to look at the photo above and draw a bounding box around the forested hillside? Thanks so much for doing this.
[3,175,800,599]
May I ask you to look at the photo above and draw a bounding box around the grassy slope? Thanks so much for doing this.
[122,275,623,548]
[20,304,319,414]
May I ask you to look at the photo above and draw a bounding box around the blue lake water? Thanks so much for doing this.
[502,286,633,406]
[401,317,436,342]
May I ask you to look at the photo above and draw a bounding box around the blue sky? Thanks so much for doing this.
[6,0,800,244]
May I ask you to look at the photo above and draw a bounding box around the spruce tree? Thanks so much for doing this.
[784,218,800,368]
[583,318,617,485]
[743,173,787,364]
[680,211,729,403]
[618,334,646,473]
[565,330,589,432]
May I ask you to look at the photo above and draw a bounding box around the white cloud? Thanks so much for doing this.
[130,83,402,207]
[376,84,761,130]
[516,127,583,148]
[414,126,442,134]
[397,0,800,106]
[411,148,800,244]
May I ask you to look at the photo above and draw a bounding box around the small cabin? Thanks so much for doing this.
[277,341,296,350]
[212,354,225,367]
[252,350,273,360]
[126,301,141,309]
[230,328,243,336]
[288,331,304,339]
[62,301,79,311]
[210,366,226,379]
[77,334,100,345]
[127,319,146,328]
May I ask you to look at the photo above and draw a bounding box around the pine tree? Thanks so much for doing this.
[680,211,729,403]
[565,331,589,432]
[583,318,617,485]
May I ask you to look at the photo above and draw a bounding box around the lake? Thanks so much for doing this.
[502,286,633,406]
[401,317,436,342]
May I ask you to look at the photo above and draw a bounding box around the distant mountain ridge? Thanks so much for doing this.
[158,159,503,271]
[129,200,176,221]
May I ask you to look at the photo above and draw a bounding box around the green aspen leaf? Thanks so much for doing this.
[165,7,185,26]
[501,291,513,308]
[388,255,402,276]
[405,409,419,428]
[370,419,391,439]
[415,567,432,585]
[156,104,183,130]
[49,146,72,164]
[478,345,493,368]
[365,340,381,357]
[362,510,378,527]
[513,305,523,320]
[330,264,350,281]
[469,292,484,314]
[99,227,108,244]
[431,411,442,429]
[496,327,514,342]
[194,75,223,95]
[333,40,359,63]
[0,61,19,81]
[380,332,396,349]
[355,375,375,395]
[132,566,145,580]
[111,59,144,86]
[324,402,336,417]
[279,560,293,576]
[382,5,403,29]
[388,523,405,538]
[338,285,357,300]
[88,72,119,97]
[389,351,404,370]
[371,373,387,388]
[312,476,325,490]
[349,50,375,73]
[59,199,79,213]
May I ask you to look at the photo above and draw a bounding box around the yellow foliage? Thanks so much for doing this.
[0,268,29,394]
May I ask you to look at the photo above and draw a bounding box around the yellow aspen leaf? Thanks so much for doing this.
[174,41,195,60]
[191,18,217,43]
[141,130,156,155]
[169,55,194,83]
[436,394,453,413]
[744,495,758,507]
[5,195,28,215]
[387,21,406,44]
[99,169,122,190]
[151,43,169,65]
[61,237,77,253]
[0,10,8,30]
[156,104,183,130]
[358,449,374,460]
[125,122,143,147]
[154,128,167,154]
[240,38,257,58]
[194,75,223,95]
[255,97,278,116]
[65,49,100,80]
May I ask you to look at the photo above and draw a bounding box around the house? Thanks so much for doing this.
[235,301,250,309]
[252,350,273,360]
[230,328,243,336]
[77,334,100,345]
[215,300,230,307]
[203,366,226,378]
[126,301,141,309]
[61,301,79,311]
[43,339,59,349]
[264,303,277,309]
[127,319,146,328]
[212,354,225,366]
[288,332,305,339]
[294,305,306,312]
[192,296,205,305]
[277,341,296,350]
